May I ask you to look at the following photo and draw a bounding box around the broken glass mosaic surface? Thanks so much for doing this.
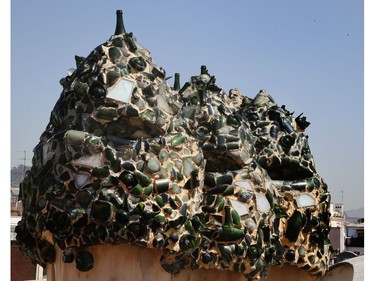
[15,10,332,280]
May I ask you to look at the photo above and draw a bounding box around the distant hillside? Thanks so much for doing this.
[345,207,364,219]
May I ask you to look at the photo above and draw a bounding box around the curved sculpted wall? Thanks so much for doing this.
[15,10,331,280]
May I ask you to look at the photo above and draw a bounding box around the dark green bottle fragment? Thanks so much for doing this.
[279,135,295,150]
[135,171,152,187]
[119,171,138,188]
[286,210,302,242]
[129,57,147,71]
[282,118,294,133]
[63,250,74,263]
[75,55,85,68]
[76,190,93,208]
[115,209,129,224]
[201,65,208,75]
[179,82,191,95]
[142,185,153,196]
[89,81,107,100]
[173,73,180,91]
[285,249,295,262]
[154,179,169,193]
[152,66,166,79]
[179,234,199,252]
[91,200,112,222]
[108,47,122,62]
[124,32,137,52]
[130,184,143,196]
[295,113,310,129]
[114,10,126,35]
[91,166,110,178]
[171,134,185,147]
[75,250,94,272]
[216,206,245,242]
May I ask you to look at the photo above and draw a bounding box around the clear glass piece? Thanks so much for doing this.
[73,153,102,167]
[42,142,53,165]
[296,194,316,208]
[229,198,249,217]
[107,78,135,103]
[234,180,254,191]
[73,173,90,189]
[156,95,174,114]
[255,193,271,213]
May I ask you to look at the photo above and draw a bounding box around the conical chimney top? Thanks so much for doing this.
[114,10,126,35]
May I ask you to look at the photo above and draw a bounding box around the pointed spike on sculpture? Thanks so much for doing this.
[173,73,181,91]
[115,10,126,35]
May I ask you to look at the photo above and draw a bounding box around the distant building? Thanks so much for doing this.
[329,203,346,254]
[345,220,364,255]
[328,203,364,264]
[331,203,344,218]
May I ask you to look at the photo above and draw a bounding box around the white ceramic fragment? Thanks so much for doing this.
[107,78,135,103]
[73,173,90,189]
[156,95,174,114]
[67,68,75,75]
[229,198,249,217]
[296,194,316,208]
[73,153,102,167]
[42,142,53,165]
[234,180,254,191]
[255,193,271,213]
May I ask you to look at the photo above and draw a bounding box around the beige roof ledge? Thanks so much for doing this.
[46,244,363,281]
[319,256,364,281]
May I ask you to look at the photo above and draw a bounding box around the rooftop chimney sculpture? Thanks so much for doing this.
[16,10,331,280]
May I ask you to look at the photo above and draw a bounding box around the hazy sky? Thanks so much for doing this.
[10,0,364,211]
